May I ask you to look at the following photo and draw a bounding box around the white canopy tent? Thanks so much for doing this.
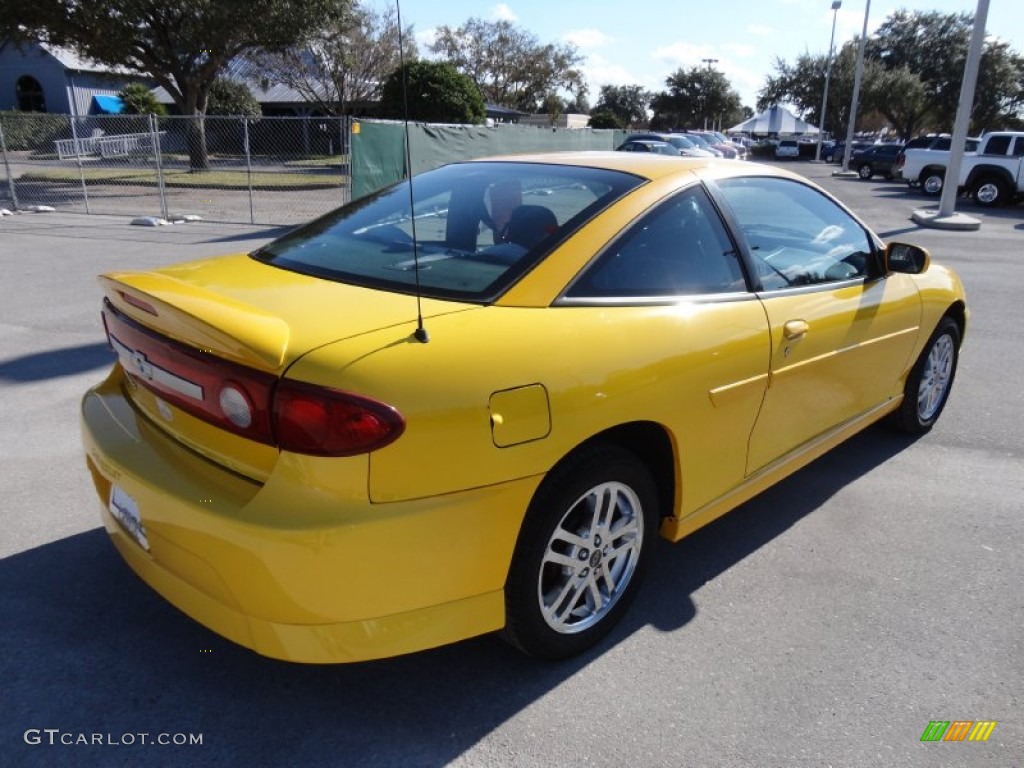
[727,105,820,135]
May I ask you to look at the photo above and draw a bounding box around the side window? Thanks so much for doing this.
[984,135,1011,156]
[1011,137,1024,158]
[567,185,745,298]
[716,176,874,290]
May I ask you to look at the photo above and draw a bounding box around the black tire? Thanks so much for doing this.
[971,175,1007,207]
[921,169,944,197]
[502,443,659,660]
[858,163,874,180]
[891,316,961,435]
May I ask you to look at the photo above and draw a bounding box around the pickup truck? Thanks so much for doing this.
[896,131,1024,206]
[894,135,980,194]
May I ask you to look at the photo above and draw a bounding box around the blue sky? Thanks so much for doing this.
[391,0,1022,109]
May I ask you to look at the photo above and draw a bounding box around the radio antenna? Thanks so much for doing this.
[396,0,429,343]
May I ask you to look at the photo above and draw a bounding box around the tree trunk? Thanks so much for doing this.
[186,115,209,171]
[182,88,210,172]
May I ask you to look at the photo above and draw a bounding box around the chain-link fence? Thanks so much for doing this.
[0,112,351,225]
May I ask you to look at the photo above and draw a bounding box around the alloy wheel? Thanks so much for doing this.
[918,333,955,422]
[538,481,644,635]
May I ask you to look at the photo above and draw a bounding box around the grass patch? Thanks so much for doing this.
[282,155,348,168]
[18,167,345,190]
[152,153,348,168]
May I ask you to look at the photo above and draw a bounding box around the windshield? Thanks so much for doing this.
[253,162,643,303]
[664,136,697,150]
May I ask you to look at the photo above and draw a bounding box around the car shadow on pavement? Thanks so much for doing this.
[205,225,296,243]
[0,425,917,767]
[0,343,114,383]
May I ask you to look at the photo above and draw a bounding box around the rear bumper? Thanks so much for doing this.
[81,367,540,663]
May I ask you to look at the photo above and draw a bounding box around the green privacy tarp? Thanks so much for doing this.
[351,120,627,200]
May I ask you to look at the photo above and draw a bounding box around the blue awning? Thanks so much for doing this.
[91,94,125,114]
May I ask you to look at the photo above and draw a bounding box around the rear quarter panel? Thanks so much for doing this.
[282,300,770,513]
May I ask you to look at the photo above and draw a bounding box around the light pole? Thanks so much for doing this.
[815,1,842,162]
[701,58,718,129]
[913,0,988,230]
[839,0,870,174]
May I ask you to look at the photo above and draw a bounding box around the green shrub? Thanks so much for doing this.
[119,83,167,116]
[379,62,485,125]
[0,111,68,151]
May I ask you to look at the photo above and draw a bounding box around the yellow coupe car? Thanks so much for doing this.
[81,153,966,663]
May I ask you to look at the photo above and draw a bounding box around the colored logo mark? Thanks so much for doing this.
[920,720,997,742]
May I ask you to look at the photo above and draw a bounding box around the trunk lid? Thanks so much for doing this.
[99,253,476,480]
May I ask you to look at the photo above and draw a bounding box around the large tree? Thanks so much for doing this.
[252,3,416,116]
[378,60,485,124]
[758,44,864,137]
[3,0,349,169]
[973,41,1024,130]
[650,67,743,131]
[761,10,1024,138]
[866,10,975,125]
[429,18,585,112]
[593,85,650,129]
[861,65,930,140]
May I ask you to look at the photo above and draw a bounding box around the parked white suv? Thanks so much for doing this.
[774,140,799,159]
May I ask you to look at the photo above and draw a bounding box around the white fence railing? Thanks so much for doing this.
[55,132,167,160]
[0,113,351,225]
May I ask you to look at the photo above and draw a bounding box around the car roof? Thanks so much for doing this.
[468,150,807,184]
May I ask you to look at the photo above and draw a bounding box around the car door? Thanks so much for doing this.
[712,175,922,474]
[561,184,769,515]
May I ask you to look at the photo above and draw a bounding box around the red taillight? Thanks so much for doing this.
[103,300,405,457]
[103,300,277,442]
[273,381,405,457]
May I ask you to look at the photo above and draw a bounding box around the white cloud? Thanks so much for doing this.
[723,43,756,58]
[835,7,871,42]
[651,42,718,67]
[563,29,613,49]
[724,65,765,108]
[415,27,438,49]
[746,24,774,37]
[491,3,517,22]
[581,53,665,96]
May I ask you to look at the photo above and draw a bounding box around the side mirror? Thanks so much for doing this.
[884,242,930,275]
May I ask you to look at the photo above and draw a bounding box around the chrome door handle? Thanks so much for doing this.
[783,319,809,340]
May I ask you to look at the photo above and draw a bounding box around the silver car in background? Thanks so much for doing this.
[626,133,716,158]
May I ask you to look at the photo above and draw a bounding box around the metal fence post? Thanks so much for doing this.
[344,115,353,205]
[244,117,255,224]
[68,114,91,213]
[150,113,169,219]
[0,116,20,210]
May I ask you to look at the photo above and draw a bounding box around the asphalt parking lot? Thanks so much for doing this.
[0,161,1020,767]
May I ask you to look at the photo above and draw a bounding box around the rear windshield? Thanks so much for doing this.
[252,162,642,302]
